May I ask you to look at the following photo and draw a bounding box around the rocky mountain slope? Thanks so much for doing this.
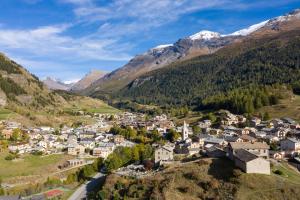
[84,32,242,96]
[109,9,300,107]
[0,53,117,125]
[70,70,107,92]
[43,77,74,91]
[86,10,300,97]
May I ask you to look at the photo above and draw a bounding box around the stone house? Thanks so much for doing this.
[67,144,85,155]
[234,149,270,175]
[93,142,115,158]
[280,138,300,155]
[155,144,174,164]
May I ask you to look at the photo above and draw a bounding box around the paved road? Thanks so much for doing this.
[68,173,105,200]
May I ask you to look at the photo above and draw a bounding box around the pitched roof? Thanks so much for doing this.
[287,137,300,143]
[229,142,269,149]
[239,134,256,141]
[234,149,258,162]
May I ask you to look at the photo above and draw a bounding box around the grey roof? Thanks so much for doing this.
[234,149,258,162]
[204,137,225,144]
[224,136,239,142]
[239,135,256,141]
[230,142,269,150]
[287,137,300,143]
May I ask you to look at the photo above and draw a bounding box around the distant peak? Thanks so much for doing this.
[228,20,269,36]
[152,44,173,50]
[189,30,221,40]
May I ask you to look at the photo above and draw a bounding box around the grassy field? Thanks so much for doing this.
[271,162,300,184]
[257,94,300,122]
[0,151,74,181]
[237,161,300,200]
[0,108,15,120]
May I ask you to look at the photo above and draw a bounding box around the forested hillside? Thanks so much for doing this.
[109,30,300,113]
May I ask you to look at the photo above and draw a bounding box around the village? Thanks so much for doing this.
[1,110,300,174]
[1,110,300,198]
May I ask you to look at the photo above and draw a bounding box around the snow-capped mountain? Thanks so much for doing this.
[43,77,75,91]
[84,8,300,96]
[228,20,269,36]
[189,30,221,40]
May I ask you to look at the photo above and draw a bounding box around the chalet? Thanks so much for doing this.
[280,138,300,155]
[228,142,269,160]
[234,149,270,175]
[155,144,174,164]
[93,142,115,158]
[67,144,85,155]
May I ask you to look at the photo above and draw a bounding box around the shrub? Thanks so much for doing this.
[233,169,243,177]
[274,169,284,175]
[5,154,15,160]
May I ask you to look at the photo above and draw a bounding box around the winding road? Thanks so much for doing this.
[68,173,106,200]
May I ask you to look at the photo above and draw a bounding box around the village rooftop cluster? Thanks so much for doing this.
[1,110,300,177]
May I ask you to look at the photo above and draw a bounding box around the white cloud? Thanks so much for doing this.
[0,24,131,62]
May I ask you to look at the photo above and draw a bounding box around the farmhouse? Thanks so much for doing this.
[155,144,174,164]
[234,149,270,175]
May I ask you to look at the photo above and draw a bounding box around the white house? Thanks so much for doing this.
[155,144,174,164]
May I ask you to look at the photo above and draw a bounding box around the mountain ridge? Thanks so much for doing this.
[84,9,300,97]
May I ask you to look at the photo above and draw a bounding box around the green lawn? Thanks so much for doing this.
[86,106,120,114]
[0,151,73,180]
[272,162,300,184]
[0,108,14,120]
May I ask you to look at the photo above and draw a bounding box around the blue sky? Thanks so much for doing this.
[0,0,300,82]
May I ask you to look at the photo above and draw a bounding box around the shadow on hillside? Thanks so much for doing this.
[207,157,236,182]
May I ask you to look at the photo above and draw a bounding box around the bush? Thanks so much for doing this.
[5,154,16,160]
[233,169,243,177]
[274,169,284,175]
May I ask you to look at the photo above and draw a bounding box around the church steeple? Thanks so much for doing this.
[182,121,189,141]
